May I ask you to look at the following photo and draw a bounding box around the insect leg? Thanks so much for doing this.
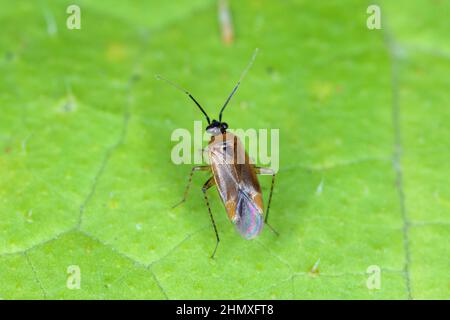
[254,167,279,236]
[172,165,210,209]
[202,177,220,259]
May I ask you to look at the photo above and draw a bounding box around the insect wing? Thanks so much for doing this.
[208,140,240,208]
[208,133,265,239]
[234,190,264,239]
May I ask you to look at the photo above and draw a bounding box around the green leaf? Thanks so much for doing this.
[0,0,448,299]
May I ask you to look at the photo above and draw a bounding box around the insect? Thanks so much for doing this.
[157,49,277,258]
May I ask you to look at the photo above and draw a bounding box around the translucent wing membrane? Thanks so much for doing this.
[234,190,264,239]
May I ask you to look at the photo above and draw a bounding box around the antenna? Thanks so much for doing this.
[218,48,259,122]
[155,74,211,124]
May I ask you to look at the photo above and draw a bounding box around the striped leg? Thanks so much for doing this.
[172,165,210,209]
[202,177,220,258]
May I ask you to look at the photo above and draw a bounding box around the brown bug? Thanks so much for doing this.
[157,49,277,258]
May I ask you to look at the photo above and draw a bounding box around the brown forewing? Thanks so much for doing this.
[207,132,264,222]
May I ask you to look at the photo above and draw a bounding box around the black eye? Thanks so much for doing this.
[222,122,228,129]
